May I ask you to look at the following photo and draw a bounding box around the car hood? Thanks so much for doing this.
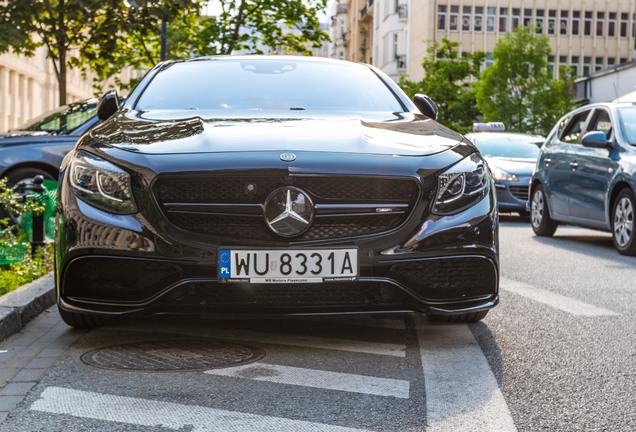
[485,156,536,176]
[88,111,465,157]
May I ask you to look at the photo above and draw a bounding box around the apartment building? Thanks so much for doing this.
[0,47,95,132]
[331,0,636,82]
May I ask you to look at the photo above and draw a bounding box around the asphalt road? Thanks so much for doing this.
[0,215,634,431]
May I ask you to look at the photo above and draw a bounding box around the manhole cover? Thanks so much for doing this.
[80,340,265,372]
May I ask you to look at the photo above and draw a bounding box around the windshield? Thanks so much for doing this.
[471,135,542,159]
[17,99,98,134]
[135,58,405,113]
[618,107,636,145]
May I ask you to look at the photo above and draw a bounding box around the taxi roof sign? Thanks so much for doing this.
[473,122,506,132]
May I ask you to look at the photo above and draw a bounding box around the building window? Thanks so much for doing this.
[548,57,555,77]
[571,56,580,77]
[523,8,532,27]
[536,9,544,33]
[512,8,520,31]
[608,13,616,37]
[462,6,472,31]
[475,7,483,32]
[584,12,592,36]
[572,11,580,36]
[560,11,568,35]
[621,13,629,37]
[499,8,508,33]
[487,7,496,32]
[438,5,447,31]
[548,10,557,35]
[595,57,604,72]
[608,58,615,67]
[583,56,591,76]
[485,53,494,69]
[392,33,398,61]
[596,12,604,37]
[450,6,459,31]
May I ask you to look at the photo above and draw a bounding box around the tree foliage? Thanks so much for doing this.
[0,0,329,104]
[399,38,485,133]
[475,26,575,135]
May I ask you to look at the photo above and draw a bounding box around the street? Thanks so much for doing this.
[0,216,634,431]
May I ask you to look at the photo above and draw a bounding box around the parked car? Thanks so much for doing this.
[530,102,636,255]
[56,55,499,328]
[0,99,99,190]
[466,124,544,215]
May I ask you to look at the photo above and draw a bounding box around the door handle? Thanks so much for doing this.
[570,161,579,170]
[544,157,552,167]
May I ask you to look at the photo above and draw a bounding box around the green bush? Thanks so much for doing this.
[0,245,54,296]
[0,177,53,297]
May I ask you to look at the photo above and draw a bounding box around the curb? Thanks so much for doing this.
[0,273,55,342]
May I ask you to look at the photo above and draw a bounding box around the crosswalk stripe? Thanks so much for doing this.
[416,317,518,432]
[205,363,410,398]
[31,386,370,432]
[501,277,620,316]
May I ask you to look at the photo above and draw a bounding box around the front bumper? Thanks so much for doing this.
[494,178,531,212]
[56,164,499,319]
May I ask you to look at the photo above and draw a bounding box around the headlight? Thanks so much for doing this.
[433,153,490,215]
[491,168,518,182]
[69,150,137,214]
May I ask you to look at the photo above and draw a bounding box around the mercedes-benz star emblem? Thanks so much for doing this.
[264,187,314,237]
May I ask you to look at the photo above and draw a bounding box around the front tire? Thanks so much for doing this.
[612,188,636,256]
[531,184,557,237]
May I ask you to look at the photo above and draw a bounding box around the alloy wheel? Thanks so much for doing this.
[614,196,634,248]
[531,190,544,229]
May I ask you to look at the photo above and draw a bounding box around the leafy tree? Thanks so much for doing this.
[86,0,330,88]
[0,0,194,105]
[475,26,575,135]
[399,38,486,133]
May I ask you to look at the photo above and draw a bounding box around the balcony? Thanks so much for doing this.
[397,4,408,19]
[395,54,407,70]
[360,0,374,19]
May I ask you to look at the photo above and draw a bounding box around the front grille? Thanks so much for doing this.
[154,174,420,242]
[509,185,529,200]
[386,257,497,301]
[156,281,413,310]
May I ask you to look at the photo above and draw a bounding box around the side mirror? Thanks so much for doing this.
[413,94,438,120]
[581,131,615,150]
[96,90,121,121]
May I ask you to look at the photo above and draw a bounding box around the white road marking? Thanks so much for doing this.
[205,363,410,399]
[416,317,517,432]
[31,386,369,432]
[123,324,407,357]
[501,277,620,317]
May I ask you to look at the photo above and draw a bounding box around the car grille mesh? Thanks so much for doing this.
[153,174,419,242]
[387,257,497,301]
[509,185,529,200]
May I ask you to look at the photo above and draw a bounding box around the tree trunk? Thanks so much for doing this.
[58,51,67,106]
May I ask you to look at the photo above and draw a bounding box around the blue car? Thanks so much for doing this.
[466,128,544,215]
[530,102,636,255]
[0,99,99,190]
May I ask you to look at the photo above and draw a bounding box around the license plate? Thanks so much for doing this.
[218,248,358,283]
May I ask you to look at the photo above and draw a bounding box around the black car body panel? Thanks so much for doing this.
[55,56,499,321]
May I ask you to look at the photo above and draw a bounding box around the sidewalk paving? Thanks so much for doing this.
[0,274,55,342]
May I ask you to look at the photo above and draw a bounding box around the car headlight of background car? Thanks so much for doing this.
[433,153,491,215]
[490,168,518,183]
[69,150,137,214]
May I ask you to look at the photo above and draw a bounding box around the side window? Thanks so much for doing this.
[559,110,591,144]
[587,109,613,139]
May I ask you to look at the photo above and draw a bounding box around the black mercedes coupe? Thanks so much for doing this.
[55,56,499,328]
